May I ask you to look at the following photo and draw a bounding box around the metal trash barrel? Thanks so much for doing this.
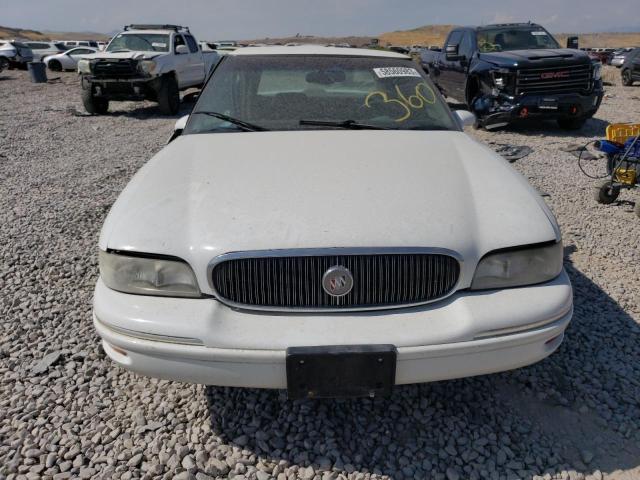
[27,62,47,83]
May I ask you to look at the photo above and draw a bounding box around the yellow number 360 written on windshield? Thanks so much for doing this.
[364,82,437,122]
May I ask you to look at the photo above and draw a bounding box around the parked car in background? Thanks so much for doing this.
[43,47,97,71]
[78,25,219,115]
[23,41,68,61]
[0,41,34,70]
[388,45,410,54]
[213,40,237,48]
[587,48,614,64]
[60,40,99,48]
[93,45,572,398]
[611,48,635,68]
[621,48,640,86]
[420,22,603,130]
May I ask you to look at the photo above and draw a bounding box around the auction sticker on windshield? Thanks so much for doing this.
[531,31,548,36]
[374,67,422,79]
[152,43,167,48]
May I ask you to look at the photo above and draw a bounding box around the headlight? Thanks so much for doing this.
[99,250,201,298]
[592,62,602,81]
[139,60,157,75]
[471,242,563,290]
[492,69,511,90]
[77,59,91,74]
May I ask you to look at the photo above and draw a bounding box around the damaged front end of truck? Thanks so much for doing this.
[469,59,604,130]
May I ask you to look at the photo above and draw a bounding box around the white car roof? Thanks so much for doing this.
[230,45,410,59]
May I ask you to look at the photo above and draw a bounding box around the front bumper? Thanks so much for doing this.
[480,88,604,127]
[93,270,573,388]
[81,75,157,101]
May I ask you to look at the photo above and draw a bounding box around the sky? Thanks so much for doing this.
[4,0,639,41]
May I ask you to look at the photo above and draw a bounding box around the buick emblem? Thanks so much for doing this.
[322,265,354,297]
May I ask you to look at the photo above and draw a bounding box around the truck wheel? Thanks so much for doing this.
[558,117,586,130]
[158,76,180,115]
[593,180,620,204]
[81,88,109,115]
[48,60,62,72]
[621,70,634,86]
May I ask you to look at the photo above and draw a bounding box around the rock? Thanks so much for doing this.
[24,448,43,459]
[127,453,143,467]
[446,468,460,480]
[196,473,214,480]
[233,435,249,446]
[300,466,315,480]
[173,472,196,480]
[581,450,594,464]
[32,351,62,374]
[182,454,196,470]
[79,467,96,479]
[257,471,272,480]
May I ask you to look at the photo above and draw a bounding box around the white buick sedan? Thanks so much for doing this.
[94,46,572,399]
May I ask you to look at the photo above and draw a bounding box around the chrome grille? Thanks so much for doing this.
[516,63,592,95]
[211,251,460,311]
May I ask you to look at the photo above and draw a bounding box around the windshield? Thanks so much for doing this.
[185,55,457,134]
[106,33,170,53]
[477,27,560,53]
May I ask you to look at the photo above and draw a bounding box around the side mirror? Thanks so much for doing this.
[168,115,189,143]
[454,110,476,128]
[445,44,460,60]
[175,44,189,55]
[567,37,579,49]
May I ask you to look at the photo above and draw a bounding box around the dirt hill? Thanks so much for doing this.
[380,24,456,47]
[0,25,109,41]
[0,25,49,41]
[380,24,640,48]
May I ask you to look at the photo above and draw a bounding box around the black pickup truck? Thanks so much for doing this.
[420,23,604,129]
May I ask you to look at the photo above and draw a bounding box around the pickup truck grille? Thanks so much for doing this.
[91,59,139,78]
[515,64,592,95]
[211,251,460,311]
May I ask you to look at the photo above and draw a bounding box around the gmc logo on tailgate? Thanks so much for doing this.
[540,71,570,80]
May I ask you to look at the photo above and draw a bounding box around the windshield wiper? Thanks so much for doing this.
[192,111,268,132]
[109,49,132,53]
[299,119,392,130]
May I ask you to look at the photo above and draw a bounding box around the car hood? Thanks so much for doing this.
[89,51,160,60]
[100,130,558,292]
[479,48,591,68]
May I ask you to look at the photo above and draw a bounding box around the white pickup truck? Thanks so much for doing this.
[78,25,220,115]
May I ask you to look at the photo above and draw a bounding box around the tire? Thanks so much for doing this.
[0,57,8,72]
[157,75,180,115]
[621,69,634,86]
[48,60,62,72]
[593,180,620,205]
[635,201,640,219]
[81,88,109,115]
[558,117,587,130]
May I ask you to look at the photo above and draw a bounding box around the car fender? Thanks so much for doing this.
[465,60,494,104]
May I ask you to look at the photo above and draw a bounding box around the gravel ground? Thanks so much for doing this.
[1,68,640,480]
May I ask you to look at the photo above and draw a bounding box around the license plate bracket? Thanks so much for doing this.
[286,345,397,399]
